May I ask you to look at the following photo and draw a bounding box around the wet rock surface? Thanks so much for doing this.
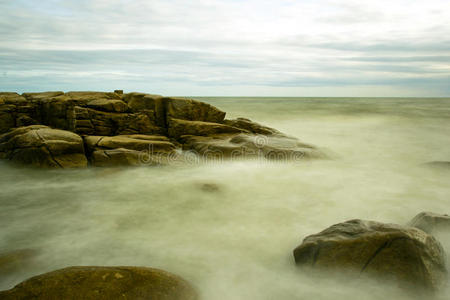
[408,212,450,234]
[0,90,325,167]
[0,266,198,300]
[293,219,448,292]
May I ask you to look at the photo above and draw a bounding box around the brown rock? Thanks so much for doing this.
[66,91,121,102]
[0,266,198,300]
[85,135,175,167]
[164,97,226,123]
[293,219,448,292]
[86,99,128,113]
[168,118,244,139]
[84,135,175,153]
[0,125,87,168]
[22,91,65,101]
[0,105,16,134]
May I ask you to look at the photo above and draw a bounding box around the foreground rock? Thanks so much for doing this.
[408,212,450,234]
[0,125,87,168]
[0,90,325,167]
[293,219,447,292]
[0,266,197,300]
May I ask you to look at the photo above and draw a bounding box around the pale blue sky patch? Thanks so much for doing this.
[0,0,449,96]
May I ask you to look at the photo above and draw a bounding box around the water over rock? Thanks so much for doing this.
[293,219,448,293]
[0,266,198,300]
[408,212,450,234]
[0,90,325,167]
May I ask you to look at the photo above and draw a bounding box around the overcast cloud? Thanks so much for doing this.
[1,0,449,96]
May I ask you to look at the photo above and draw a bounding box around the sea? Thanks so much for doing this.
[1,97,449,299]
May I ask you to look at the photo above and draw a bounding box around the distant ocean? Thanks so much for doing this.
[1,97,449,299]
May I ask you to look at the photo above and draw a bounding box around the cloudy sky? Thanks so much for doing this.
[1,0,449,96]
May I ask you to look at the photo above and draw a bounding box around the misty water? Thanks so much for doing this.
[1,97,450,299]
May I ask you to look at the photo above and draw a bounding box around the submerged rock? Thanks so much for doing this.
[181,133,324,161]
[0,266,198,300]
[0,125,87,168]
[424,161,450,169]
[408,212,450,234]
[293,219,447,292]
[0,249,39,279]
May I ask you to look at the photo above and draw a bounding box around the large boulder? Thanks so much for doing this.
[293,219,447,292]
[164,97,226,123]
[408,212,450,234]
[0,266,198,300]
[84,135,175,167]
[181,133,324,160]
[0,125,87,168]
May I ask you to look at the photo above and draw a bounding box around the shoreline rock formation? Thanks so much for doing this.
[0,90,324,168]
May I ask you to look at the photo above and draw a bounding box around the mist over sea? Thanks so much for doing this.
[1,97,449,299]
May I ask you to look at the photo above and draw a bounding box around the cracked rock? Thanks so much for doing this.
[293,219,447,292]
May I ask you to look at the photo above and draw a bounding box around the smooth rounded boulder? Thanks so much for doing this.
[0,266,198,300]
[293,219,447,292]
[0,125,87,168]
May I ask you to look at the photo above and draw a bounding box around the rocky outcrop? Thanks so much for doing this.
[0,266,198,300]
[0,90,325,167]
[408,212,450,234]
[0,125,87,168]
[293,219,447,292]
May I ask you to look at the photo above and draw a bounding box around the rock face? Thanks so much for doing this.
[0,266,197,300]
[408,212,450,234]
[84,135,176,167]
[293,219,448,292]
[0,90,325,167]
[0,125,87,168]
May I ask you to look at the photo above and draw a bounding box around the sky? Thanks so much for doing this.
[1,0,449,96]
